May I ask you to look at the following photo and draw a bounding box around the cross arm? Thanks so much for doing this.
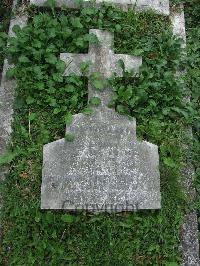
[60,53,90,76]
[111,54,142,77]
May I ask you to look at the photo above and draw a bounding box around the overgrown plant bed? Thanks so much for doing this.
[0,4,196,265]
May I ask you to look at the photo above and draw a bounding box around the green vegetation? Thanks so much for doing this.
[0,0,13,75]
[0,2,198,265]
[173,0,200,232]
[184,1,200,226]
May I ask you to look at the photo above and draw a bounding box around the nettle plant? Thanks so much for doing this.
[0,3,197,265]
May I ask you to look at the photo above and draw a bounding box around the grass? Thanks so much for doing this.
[0,3,197,265]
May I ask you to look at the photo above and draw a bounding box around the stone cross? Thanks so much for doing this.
[60,29,142,107]
[41,29,161,211]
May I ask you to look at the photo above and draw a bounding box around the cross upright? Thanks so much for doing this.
[41,29,161,211]
[60,29,142,107]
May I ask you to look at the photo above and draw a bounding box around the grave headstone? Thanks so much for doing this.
[41,29,161,211]
[30,0,170,15]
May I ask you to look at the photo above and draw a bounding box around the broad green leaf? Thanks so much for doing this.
[65,113,73,125]
[12,25,21,34]
[6,67,16,79]
[115,24,121,32]
[116,104,129,115]
[117,59,125,71]
[34,216,40,222]
[163,157,177,168]
[89,97,101,106]
[46,0,56,9]
[19,55,30,63]
[26,96,35,105]
[56,60,66,72]
[62,28,72,38]
[45,211,54,224]
[134,49,144,56]
[70,17,83,28]
[123,86,132,100]
[75,37,84,48]
[29,113,37,121]
[82,107,93,115]
[45,54,57,65]
[64,85,76,92]
[80,61,90,74]
[53,108,61,114]
[92,79,104,90]
[84,33,98,44]
[52,73,63,82]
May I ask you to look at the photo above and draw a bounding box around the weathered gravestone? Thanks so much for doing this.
[30,0,170,15]
[41,29,161,211]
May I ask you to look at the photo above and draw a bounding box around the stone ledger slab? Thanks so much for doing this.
[41,29,161,211]
[0,8,28,181]
[30,0,169,15]
[42,108,160,211]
